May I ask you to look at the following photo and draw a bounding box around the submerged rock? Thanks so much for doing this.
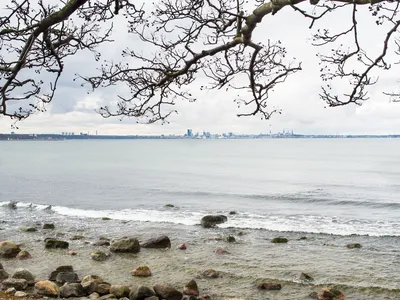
[183,279,199,296]
[299,272,314,282]
[346,243,361,249]
[153,284,182,300]
[215,248,229,254]
[165,204,175,208]
[11,268,35,285]
[178,243,187,250]
[110,238,140,253]
[43,223,55,230]
[256,282,282,290]
[18,226,37,232]
[141,236,171,249]
[271,237,288,243]
[201,215,227,228]
[317,288,345,300]
[16,250,32,260]
[70,235,85,240]
[35,280,60,297]
[201,269,220,279]
[91,251,110,261]
[0,241,21,258]
[131,266,152,277]
[226,235,236,243]
[44,238,69,249]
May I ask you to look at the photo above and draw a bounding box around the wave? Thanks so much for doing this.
[1,201,399,237]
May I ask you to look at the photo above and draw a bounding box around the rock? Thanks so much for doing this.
[309,291,318,299]
[165,204,174,207]
[0,263,3,269]
[11,268,35,285]
[48,265,74,281]
[256,282,282,290]
[237,231,248,236]
[144,297,159,300]
[71,235,85,240]
[201,215,227,228]
[110,238,140,253]
[14,291,27,297]
[68,250,78,255]
[5,288,16,294]
[93,240,111,247]
[129,286,155,300]
[178,243,187,250]
[81,275,106,294]
[317,288,345,300]
[153,284,182,300]
[102,217,112,221]
[141,236,171,249]
[60,283,86,298]
[229,211,237,215]
[201,269,220,278]
[215,248,228,254]
[19,226,37,232]
[97,283,111,295]
[0,241,21,258]
[98,294,117,300]
[91,251,110,261]
[299,272,314,281]
[183,280,199,296]
[43,223,55,230]
[35,280,60,297]
[0,269,9,281]
[271,237,288,243]
[90,292,101,300]
[82,275,104,285]
[299,236,308,240]
[131,266,152,277]
[16,250,32,260]
[110,285,130,298]
[346,243,361,249]
[2,278,28,291]
[226,235,236,243]
[44,238,69,249]
[55,272,80,284]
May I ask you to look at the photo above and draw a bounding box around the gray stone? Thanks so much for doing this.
[44,238,69,249]
[153,284,182,300]
[110,238,140,253]
[12,268,35,285]
[90,292,101,300]
[14,291,27,297]
[129,286,155,300]
[1,278,28,291]
[0,269,9,281]
[43,223,55,230]
[55,272,80,284]
[60,282,86,298]
[48,265,74,281]
[140,236,171,249]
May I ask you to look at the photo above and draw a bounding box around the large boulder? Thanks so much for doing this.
[183,279,199,296]
[45,238,69,249]
[55,272,80,284]
[129,286,155,300]
[48,265,74,281]
[16,250,32,260]
[201,215,227,228]
[34,280,60,297]
[317,288,345,300]
[2,278,28,291]
[153,284,182,300]
[131,266,152,277]
[110,238,140,253]
[110,285,130,298]
[0,241,21,258]
[11,268,35,285]
[0,269,9,281]
[140,236,171,249]
[60,283,86,298]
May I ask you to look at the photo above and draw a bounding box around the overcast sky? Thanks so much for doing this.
[1,1,400,135]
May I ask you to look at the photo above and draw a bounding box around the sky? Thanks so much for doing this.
[1,0,400,135]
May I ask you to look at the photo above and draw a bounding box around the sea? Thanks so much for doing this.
[0,139,399,299]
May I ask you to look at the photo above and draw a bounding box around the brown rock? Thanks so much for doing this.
[202,269,220,278]
[35,280,60,297]
[317,288,345,300]
[178,243,187,250]
[0,269,9,281]
[60,282,86,298]
[183,279,199,296]
[16,250,32,260]
[140,236,171,249]
[256,282,282,290]
[68,250,78,255]
[153,284,182,300]
[131,266,152,277]
[215,248,228,254]
[0,241,21,258]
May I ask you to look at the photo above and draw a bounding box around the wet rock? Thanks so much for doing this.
[60,282,86,298]
[153,284,182,300]
[201,269,220,279]
[110,238,140,253]
[215,248,228,254]
[98,294,117,300]
[0,269,9,281]
[110,285,130,298]
[97,283,112,295]
[299,236,308,240]
[229,211,237,215]
[0,241,21,258]
[201,215,227,228]
[82,275,104,286]
[34,280,60,297]
[317,288,345,300]
[144,297,159,300]
[90,292,101,300]
[0,263,3,269]
[299,272,314,282]
[165,204,174,208]
[81,275,108,295]
[183,279,199,296]
[226,235,236,243]
[256,282,282,290]
[11,268,35,285]
[6,201,17,210]
[178,243,187,250]
[93,240,111,247]
[129,285,155,300]
[16,250,32,260]
[346,243,361,249]
[68,250,78,256]
[43,223,55,230]
[14,291,27,297]
[71,235,85,240]
[48,265,74,281]
[131,266,152,277]
[309,291,318,299]
[18,226,37,232]
[141,236,171,249]
[55,272,80,284]
[102,217,112,221]
[44,238,69,249]
[237,231,248,236]
[2,278,28,291]
[91,251,110,261]
[271,237,288,243]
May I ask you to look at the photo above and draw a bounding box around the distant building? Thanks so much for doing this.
[187,129,193,137]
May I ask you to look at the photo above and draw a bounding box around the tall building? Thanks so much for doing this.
[187,129,193,137]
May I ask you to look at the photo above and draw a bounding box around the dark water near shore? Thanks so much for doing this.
[0,139,400,299]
